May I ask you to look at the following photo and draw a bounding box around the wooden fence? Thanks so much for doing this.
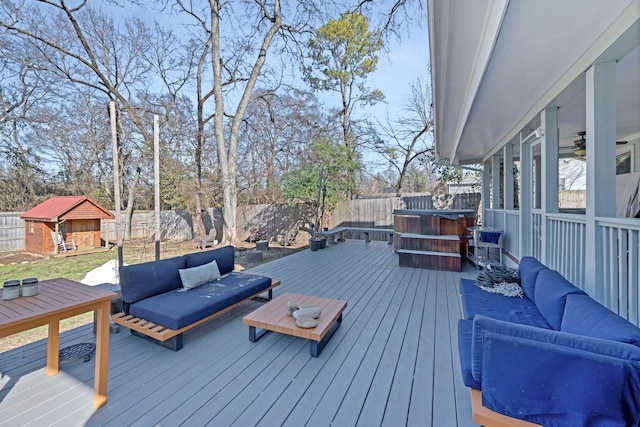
[559,190,586,209]
[0,194,481,251]
[329,193,482,229]
[0,204,316,251]
[0,213,24,251]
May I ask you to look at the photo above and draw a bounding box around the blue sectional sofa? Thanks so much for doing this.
[458,257,640,427]
[113,245,279,350]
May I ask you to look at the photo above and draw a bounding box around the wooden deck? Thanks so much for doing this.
[0,240,478,426]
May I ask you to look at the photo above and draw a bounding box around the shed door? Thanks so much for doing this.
[72,220,94,249]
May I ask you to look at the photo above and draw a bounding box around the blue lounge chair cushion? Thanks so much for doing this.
[129,272,271,330]
[561,293,640,347]
[119,256,186,304]
[459,279,550,328]
[457,319,481,389]
[473,316,640,427]
[518,256,548,300]
[534,269,586,330]
[184,245,235,274]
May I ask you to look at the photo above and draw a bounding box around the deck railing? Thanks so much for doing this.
[483,209,520,258]
[486,209,639,326]
[598,217,640,326]
[546,213,586,287]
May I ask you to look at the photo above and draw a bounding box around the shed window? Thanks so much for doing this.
[29,221,34,233]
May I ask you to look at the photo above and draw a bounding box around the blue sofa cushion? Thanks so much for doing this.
[480,330,640,427]
[518,257,547,300]
[458,319,481,389]
[534,269,586,330]
[471,315,640,384]
[459,279,550,328]
[129,272,272,330]
[561,294,640,347]
[184,245,235,274]
[119,256,186,304]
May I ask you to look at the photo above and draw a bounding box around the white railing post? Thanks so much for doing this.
[584,61,617,301]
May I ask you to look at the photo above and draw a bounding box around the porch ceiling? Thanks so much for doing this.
[428,0,640,164]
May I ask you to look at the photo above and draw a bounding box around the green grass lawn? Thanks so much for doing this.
[0,241,196,351]
[0,250,119,283]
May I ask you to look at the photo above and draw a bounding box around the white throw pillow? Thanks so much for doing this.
[179,260,221,290]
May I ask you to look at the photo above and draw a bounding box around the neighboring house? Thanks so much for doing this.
[446,172,480,195]
[20,196,114,255]
[558,158,586,190]
[427,0,640,325]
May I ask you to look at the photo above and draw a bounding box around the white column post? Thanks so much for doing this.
[584,61,617,301]
[492,155,502,210]
[520,132,533,257]
[502,143,514,259]
[503,144,514,211]
[540,108,559,265]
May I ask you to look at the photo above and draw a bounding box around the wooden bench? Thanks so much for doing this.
[112,280,280,350]
[322,227,393,244]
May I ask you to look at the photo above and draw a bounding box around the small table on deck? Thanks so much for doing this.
[243,292,347,357]
[0,278,115,409]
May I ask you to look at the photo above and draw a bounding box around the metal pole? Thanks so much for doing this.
[110,101,123,267]
[320,166,327,231]
[314,167,325,238]
[154,114,161,261]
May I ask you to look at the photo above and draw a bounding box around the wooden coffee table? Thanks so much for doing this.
[243,292,347,357]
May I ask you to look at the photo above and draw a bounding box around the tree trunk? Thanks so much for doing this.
[209,0,281,244]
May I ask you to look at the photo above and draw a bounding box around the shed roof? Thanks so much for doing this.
[20,196,114,221]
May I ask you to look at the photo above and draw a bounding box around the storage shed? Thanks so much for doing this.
[20,196,114,255]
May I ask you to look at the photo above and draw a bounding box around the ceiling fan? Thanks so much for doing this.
[573,132,586,156]
[573,131,629,157]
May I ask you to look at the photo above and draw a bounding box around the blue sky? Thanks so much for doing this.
[118,0,429,124]
[368,23,430,121]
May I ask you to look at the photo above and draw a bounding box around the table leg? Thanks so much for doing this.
[249,325,269,342]
[310,314,343,357]
[47,321,60,376]
[94,300,110,408]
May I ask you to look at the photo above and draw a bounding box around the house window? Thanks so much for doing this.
[29,221,34,233]
[616,146,634,175]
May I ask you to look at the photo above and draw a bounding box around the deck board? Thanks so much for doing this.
[0,240,478,426]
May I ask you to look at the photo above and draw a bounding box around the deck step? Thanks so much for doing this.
[400,233,460,241]
[396,249,461,257]
[398,235,462,254]
[397,249,462,271]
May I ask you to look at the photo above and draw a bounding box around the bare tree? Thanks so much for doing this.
[174,0,324,244]
[238,87,326,204]
[0,1,190,238]
[372,78,433,196]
